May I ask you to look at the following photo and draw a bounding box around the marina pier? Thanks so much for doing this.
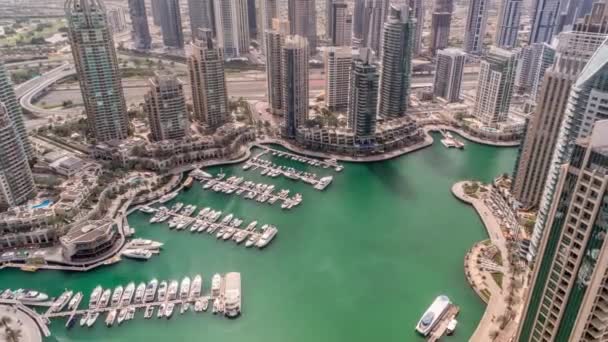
[1,272,242,332]
[255,145,344,171]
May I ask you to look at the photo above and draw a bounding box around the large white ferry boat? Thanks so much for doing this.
[415,295,451,336]
[224,272,241,318]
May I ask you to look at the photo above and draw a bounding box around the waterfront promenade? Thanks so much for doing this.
[452,182,520,342]
[0,304,43,342]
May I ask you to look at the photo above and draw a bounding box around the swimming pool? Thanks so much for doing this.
[32,199,53,209]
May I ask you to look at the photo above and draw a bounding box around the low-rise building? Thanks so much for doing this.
[93,124,255,171]
[296,118,423,155]
[60,219,119,262]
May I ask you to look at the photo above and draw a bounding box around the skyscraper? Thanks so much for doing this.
[516,120,608,342]
[325,47,352,111]
[188,0,213,41]
[282,35,309,139]
[151,0,162,26]
[265,19,290,115]
[0,103,35,210]
[514,42,555,97]
[66,0,129,143]
[377,4,414,119]
[247,0,257,39]
[326,0,334,39]
[352,0,366,44]
[213,0,250,58]
[430,0,453,55]
[331,0,352,46]
[464,0,488,54]
[433,48,466,103]
[107,7,127,33]
[529,0,562,43]
[511,33,594,210]
[362,0,389,55]
[159,0,184,48]
[257,0,278,50]
[288,0,317,54]
[409,0,424,56]
[472,47,518,126]
[495,0,522,48]
[0,61,33,160]
[519,6,608,260]
[145,71,189,141]
[128,0,151,49]
[188,29,230,129]
[348,48,378,139]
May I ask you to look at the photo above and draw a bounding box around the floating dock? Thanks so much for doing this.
[243,157,334,191]
[439,130,465,149]
[201,176,303,210]
[257,146,344,171]
[0,273,242,332]
[427,304,460,341]
[143,206,279,250]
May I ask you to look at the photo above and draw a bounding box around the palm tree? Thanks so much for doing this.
[0,316,11,329]
[5,327,22,342]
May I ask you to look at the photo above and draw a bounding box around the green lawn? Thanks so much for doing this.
[0,20,66,47]
[491,272,504,289]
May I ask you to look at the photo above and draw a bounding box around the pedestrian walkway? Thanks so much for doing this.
[452,181,523,341]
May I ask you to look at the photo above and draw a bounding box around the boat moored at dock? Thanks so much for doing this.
[224,272,241,318]
[415,295,451,336]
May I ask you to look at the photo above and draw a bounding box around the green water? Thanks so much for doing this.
[0,134,517,341]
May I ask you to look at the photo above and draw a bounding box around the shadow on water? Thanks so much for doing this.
[365,161,416,201]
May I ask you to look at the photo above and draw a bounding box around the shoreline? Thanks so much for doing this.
[451,181,521,342]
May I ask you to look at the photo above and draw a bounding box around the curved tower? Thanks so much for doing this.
[0,103,35,210]
[65,0,128,143]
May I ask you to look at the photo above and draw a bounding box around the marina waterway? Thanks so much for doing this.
[0,133,517,341]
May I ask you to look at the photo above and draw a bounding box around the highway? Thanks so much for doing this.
[17,59,479,130]
[16,63,81,130]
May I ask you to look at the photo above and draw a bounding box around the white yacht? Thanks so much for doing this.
[447,319,458,335]
[245,233,260,247]
[79,312,89,327]
[222,227,236,240]
[134,282,146,304]
[190,275,202,299]
[159,192,178,204]
[86,312,99,327]
[120,282,135,306]
[97,289,111,309]
[165,302,175,318]
[105,309,117,327]
[67,292,82,310]
[127,238,163,250]
[117,308,128,324]
[180,277,191,300]
[314,176,333,191]
[144,305,154,319]
[197,221,210,233]
[157,303,166,318]
[415,295,451,336]
[157,281,168,301]
[211,273,222,297]
[15,290,49,304]
[224,272,241,318]
[89,286,103,309]
[121,249,153,260]
[110,286,124,307]
[221,213,234,225]
[167,280,179,301]
[255,226,278,248]
[139,206,155,214]
[51,290,73,312]
[144,279,158,303]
